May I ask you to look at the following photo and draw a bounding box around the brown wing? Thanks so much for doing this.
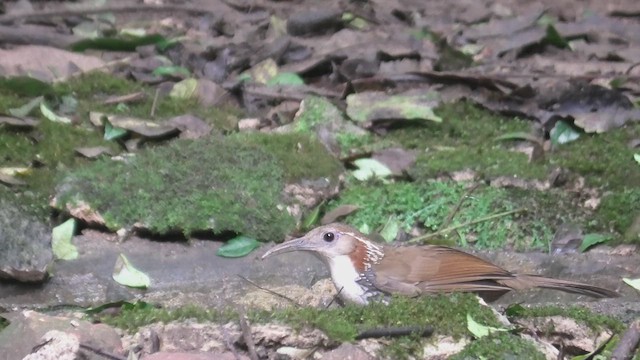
[371,245,517,295]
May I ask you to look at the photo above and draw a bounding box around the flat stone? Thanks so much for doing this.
[0,311,122,360]
[0,200,52,283]
[322,343,374,360]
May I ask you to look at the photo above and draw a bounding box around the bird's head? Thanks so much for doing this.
[262,223,384,272]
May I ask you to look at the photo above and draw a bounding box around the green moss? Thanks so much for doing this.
[328,181,556,249]
[389,102,532,149]
[553,124,640,190]
[450,333,546,360]
[294,96,343,133]
[55,136,295,240]
[100,293,500,359]
[591,188,640,241]
[413,145,548,180]
[54,71,143,98]
[0,120,117,218]
[509,305,624,333]
[54,71,241,131]
[232,132,343,182]
[389,102,548,181]
[97,302,236,332]
[335,132,374,151]
[0,71,243,220]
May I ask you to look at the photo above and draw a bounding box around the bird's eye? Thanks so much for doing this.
[323,232,335,242]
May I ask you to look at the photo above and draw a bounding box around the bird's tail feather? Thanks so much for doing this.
[506,275,619,298]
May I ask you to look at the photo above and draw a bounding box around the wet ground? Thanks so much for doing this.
[1,229,637,323]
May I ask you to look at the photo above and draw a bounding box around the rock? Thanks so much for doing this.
[0,200,52,282]
[322,343,374,360]
[143,351,246,360]
[0,311,122,360]
[22,330,80,360]
[422,336,469,359]
[286,9,342,36]
[124,321,332,358]
[516,316,612,353]
[238,118,261,131]
[168,115,212,139]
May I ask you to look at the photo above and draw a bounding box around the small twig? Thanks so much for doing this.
[611,318,640,360]
[220,325,242,360]
[237,305,259,360]
[325,286,344,308]
[625,61,640,76]
[150,87,160,118]
[237,275,301,307]
[409,208,526,244]
[79,344,126,360]
[441,183,481,229]
[0,5,216,24]
[355,326,434,340]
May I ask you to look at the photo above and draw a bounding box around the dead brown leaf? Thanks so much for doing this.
[321,205,359,225]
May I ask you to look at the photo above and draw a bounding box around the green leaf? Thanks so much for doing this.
[120,28,147,37]
[494,132,541,144]
[634,153,640,165]
[216,236,260,258]
[40,102,72,124]
[51,218,78,260]
[0,76,54,97]
[467,314,509,338]
[544,24,569,48]
[112,254,151,288]
[70,34,166,52]
[346,92,442,123]
[153,66,191,78]
[352,158,393,181]
[537,14,556,26]
[104,120,128,141]
[380,215,400,243]
[623,277,640,291]
[237,73,252,83]
[302,201,324,230]
[609,77,627,89]
[170,78,198,99]
[550,120,581,145]
[578,233,611,252]
[9,96,44,117]
[267,72,305,86]
[570,335,617,360]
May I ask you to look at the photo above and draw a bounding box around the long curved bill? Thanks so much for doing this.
[261,236,314,259]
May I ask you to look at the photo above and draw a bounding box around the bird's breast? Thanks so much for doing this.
[327,256,386,305]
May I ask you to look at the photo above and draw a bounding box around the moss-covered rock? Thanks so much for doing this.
[326,181,571,249]
[54,72,241,132]
[389,101,548,181]
[449,332,546,360]
[53,132,342,240]
[0,71,243,221]
[508,304,624,333]
[99,293,501,359]
[233,132,343,183]
[290,95,369,156]
[0,119,118,218]
[591,188,640,240]
[0,199,52,282]
[553,124,640,190]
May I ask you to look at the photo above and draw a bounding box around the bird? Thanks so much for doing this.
[261,223,620,305]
